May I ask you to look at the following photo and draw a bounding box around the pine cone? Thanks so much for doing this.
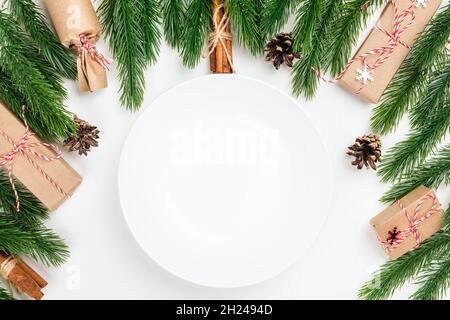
[64,115,100,156]
[265,32,300,69]
[347,134,382,170]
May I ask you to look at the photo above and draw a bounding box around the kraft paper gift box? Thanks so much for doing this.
[45,0,108,92]
[0,102,82,211]
[370,186,444,260]
[340,0,443,103]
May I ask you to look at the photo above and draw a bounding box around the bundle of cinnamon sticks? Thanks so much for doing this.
[209,0,233,74]
[0,253,47,300]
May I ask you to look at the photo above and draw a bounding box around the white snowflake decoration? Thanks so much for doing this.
[356,66,374,85]
[415,0,429,8]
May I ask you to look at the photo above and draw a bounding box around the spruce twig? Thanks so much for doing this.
[162,0,186,49]
[370,4,450,135]
[98,0,148,111]
[261,0,297,42]
[0,214,69,267]
[226,0,263,56]
[7,0,77,80]
[142,0,162,64]
[378,62,450,183]
[291,0,341,99]
[359,230,450,300]
[412,256,450,300]
[180,0,211,68]
[0,287,13,300]
[380,144,450,204]
[0,11,75,141]
[324,0,385,76]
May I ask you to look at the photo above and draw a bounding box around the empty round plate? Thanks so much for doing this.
[118,75,332,288]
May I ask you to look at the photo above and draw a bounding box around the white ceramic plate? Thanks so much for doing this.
[119,75,332,288]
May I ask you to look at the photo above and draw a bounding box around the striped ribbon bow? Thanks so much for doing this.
[314,0,420,94]
[380,193,442,253]
[79,34,111,71]
[0,106,68,212]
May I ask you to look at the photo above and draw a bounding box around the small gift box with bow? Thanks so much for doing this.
[339,0,442,103]
[0,102,82,212]
[370,186,445,260]
[45,0,110,92]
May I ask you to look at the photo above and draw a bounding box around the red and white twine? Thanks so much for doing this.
[0,106,69,212]
[380,193,443,253]
[313,0,420,94]
[79,34,111,71]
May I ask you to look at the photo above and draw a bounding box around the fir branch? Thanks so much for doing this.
[0,214,69,267]
[410,57,450,129]
[291,0,341,99]
[378,65,450,183]
[7,0,77,80]
[412,255,450,300]
[142,0,162,64]
[162,0,186,49]
[359,232,450,300]
[370,4,450,135]
[226,0,263,56]
[380,145,450,204]
[0,70,64,141]
[292,0,325,54]
[98,0,147,111]
[324,0,385,76]
[0,11,74,141]
[0,171,49,227]
[260,0,295,41]
[0,287,13,300]
[180,0,211,68]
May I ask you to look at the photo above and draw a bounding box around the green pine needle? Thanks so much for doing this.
[292,0,325,54]
[98,0,148,111]
[412,255,450,300]
[378,64,450,183]
[261,0,296,41]
[180,0,211,68]
[0,287,13,300]
[163,0,186,49]
[0,214,69,267]
[0,172,49,227]
[7,0,77,80]
[0,11,75,141]
[0,170,67,267]
[291,0,341,99]
[324,0,385,76]
[370,4,450,135]
[142,0,162,64]
[359,231,450,300]
[380,145,450,204]
[226,0,263,56]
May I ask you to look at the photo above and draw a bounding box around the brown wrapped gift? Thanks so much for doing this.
[45,0,108,92]
[0,102,82,211]
[0,253,47,300]
[370,186,444,260]
[340,0,443,103]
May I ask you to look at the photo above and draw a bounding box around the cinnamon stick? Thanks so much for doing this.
[210,0,233,74]
[17,259,48,289]
[223,16,233,73]
[0,252,46,300]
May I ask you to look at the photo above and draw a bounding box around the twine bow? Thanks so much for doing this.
[380,193,443,253]
[314,0,419,94]
[79,34,111,71]
[204,4,235,72]
[0,106,68,212]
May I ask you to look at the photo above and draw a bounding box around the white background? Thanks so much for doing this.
[28,0,449,300]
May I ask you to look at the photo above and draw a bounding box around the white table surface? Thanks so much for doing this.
[29,0,449,300]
